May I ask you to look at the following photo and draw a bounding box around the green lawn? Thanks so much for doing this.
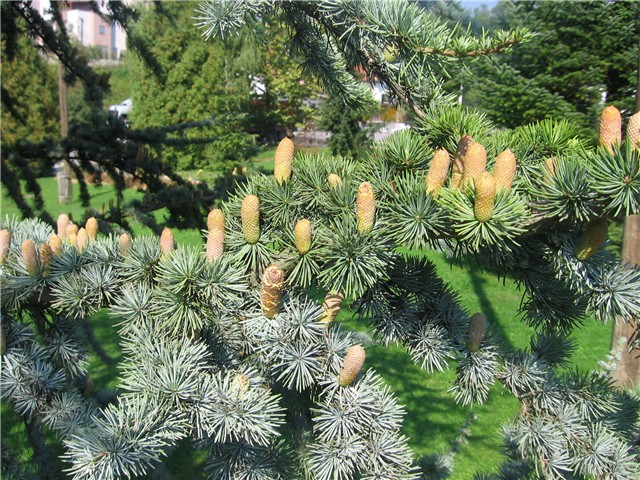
[1,176,614,479]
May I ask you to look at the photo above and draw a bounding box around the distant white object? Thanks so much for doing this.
[109,98,132,118]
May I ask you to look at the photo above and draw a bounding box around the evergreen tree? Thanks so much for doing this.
[2,1,640,479]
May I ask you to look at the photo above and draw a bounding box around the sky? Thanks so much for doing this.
[460,0,500,10]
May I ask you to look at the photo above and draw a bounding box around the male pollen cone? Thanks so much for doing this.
[356,182,376,234]
[451,135,474,188]
[231,373,250,393]
[241,195,261,244]
[493,149,517,191]
[207,208,225,232]
[39,243,53,277]
[338,345,366,387]
[65,222,78,240]
[274,137,295,183]
[118,233,132,256]
[426,148,451,196]
[0,229,11,264]
[49,234,63,256]
[327,173,342,188]
[76,228,89,253]
[474,172,497,223]
[319,290,344,323]
[160,227,175,256]
[467,313,488,352]
[576,217,608,261]
[461,142,487,187]
[85,217,99,241]
[294,219,312,254]
[206,228,224,262]
[626,111,640,150]
[57,213,70,240]
[599,105,622,154]
[21,239,38,276]
[261,264,285,318]
[544,158,556,178]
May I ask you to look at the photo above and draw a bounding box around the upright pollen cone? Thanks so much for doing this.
[319,290,343,324]
[0,229,11,264]
[356,182,376,234]
[467,313,488,352]
[160,227,175,256]
[274,137,295,183]
[626,111,640,150]
[461,142,487,187]
[261,264,285,318]
[39,244,53,277]
[49,234,63,256]
[599,105,622,154]
[451,135,474,188]
[576,217,608,261]
[85,217,99,241]
[206,228,224,261]
[426,148,451,196]
[544,157,556,178]
[57,213,70,240]
[66,223,79,240]
[327,173,342,188]
[339,345,366,386]
[493,149,517,191]
[118,233,132,256]
[21,239,38,276]
[294,219,312,255]
[474,172,496,223]
[207,208,225,232]
[231,373,250,394]
[241,195,261,244]
[76,228,89,253]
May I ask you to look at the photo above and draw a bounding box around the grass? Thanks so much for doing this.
[1,176,615,479]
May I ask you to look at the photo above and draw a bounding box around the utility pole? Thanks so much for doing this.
[57,62,73,203]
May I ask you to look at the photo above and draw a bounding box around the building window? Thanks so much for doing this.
[99,25,106,35]
[98,45,108,58]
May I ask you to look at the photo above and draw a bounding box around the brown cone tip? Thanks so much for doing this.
[467,313,488,352]
[627,112,640,150]
[274,137,295,183]
[328,173,342,188]
[21,239,38,276]
[294,219,312,255]
[160,227,174,255]
[426,148,451,195]
[339,345,366,387]
[451,135,474,188]
[493,149,517,191]
[85,217,99,241]
[207,208,225,232]
[0,229,11,264]
[261,264,285,318]
[206,228,224,262]
[599,106,622,153]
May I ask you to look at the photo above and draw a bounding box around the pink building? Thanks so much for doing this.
[32,0,127,59]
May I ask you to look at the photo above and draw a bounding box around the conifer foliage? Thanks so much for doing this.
[2,1,640,479]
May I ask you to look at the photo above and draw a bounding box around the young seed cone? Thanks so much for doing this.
[461,142,487,187]
[327,173,342,188]
[160,227,174,256]
[241,195,261,244]
[85,217,99,241]
[39,244,53,278]
[274,137,295,183]
[76,228,89,253]
[493,149,517,191]
[474,172,496,223]
[627,111,640,150]
[356,182,376,234]
[0,229,11,264]
[426,148,451,196]
[118,233,132,256]
[49,235,63,256]
[599,105,622,153]
[261,264,285,318]
[338,345,366,387]
[22,239,38,276]
[207,208,225,231]
[576,217,608,261]
[467,313,488,352]
[294,219,312,255]
[206,228,224,262]
[57,213,70,240]
[451,135,474,188]
[318,290,344,324]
